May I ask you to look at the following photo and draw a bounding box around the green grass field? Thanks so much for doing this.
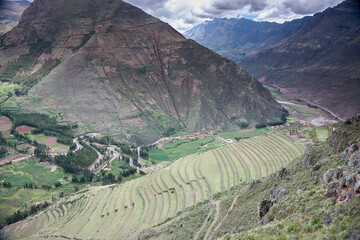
[148,149,171,162]
[2,131,308,239]
[0,160,75,225]
[0,82,22,105]
[1,97,22,112]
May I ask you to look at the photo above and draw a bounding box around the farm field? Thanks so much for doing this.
[2,131,308,239]
[0,82,22,105]
[0,159,73,224]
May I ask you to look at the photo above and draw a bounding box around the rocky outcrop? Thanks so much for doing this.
[257,200,274,221]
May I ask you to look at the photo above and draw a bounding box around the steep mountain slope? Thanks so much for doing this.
[241,0,360,120]
[0,0,30,35]
[184,17,310,62]
[0,0,284,143]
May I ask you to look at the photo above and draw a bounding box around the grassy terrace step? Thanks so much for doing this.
[3,132,307,239]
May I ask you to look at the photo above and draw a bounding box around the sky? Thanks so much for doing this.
[125,0,344,32]
[2,0,344,33]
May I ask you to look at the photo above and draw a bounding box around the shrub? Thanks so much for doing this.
[287,224,300,233]
[255,123,266,129]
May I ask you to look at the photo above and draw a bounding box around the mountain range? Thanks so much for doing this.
[184,17,310,62]
[0,0,30,35]
[186,0,360,120]
[0,0,283,144]
[241,0,360,120]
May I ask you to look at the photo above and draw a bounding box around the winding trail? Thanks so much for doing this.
[88,145,103,171]
[137,146,142,166]
[203,201,220,240]
[193,203,215,240]
[208,195,240,240]
[72,138,83,152]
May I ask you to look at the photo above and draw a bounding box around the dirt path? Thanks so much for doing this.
[203,201,220,240]
[88,145,103,171]
[137,146,142,166]
[274,87,344,121]
[193,201,217,240]
[207,195,240,240]
[72,138,83,152]
[94,147,120,174]
[128,155,134,167]
[0,154,30,166]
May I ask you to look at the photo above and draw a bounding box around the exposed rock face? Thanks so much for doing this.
[0,0,283,143]
[241,0,360,120]
[329,113,360,153]
[257,200,274,220]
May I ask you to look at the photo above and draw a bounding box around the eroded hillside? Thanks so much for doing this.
[0,0,284,144]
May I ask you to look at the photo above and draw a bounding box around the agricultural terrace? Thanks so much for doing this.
[3,132,307,239]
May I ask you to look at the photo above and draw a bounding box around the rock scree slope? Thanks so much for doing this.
[0,0,284,143]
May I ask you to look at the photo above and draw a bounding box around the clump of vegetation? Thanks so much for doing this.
[3,111,73,145]
[54,144,97,174]
[4,201,50,226]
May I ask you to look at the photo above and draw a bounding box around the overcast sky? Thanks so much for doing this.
[125,0,344,32]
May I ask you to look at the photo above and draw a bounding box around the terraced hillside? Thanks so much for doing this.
[2,132,307,239]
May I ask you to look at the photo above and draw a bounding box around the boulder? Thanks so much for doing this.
[276,167,287,178]
[323,168,342,184]
[354,181,360,198]
[348,150,360,168]
[325,182,339,199]
[269,188,287,200]
[342,144,359,161]
[257,200,274,220]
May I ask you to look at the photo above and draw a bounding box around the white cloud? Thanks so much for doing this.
[125,0,344,32]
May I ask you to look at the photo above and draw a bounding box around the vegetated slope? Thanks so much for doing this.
[1,131,306,239]
[0,0,284,144]
[241,0,360,120]
[184,17,310,62]
[0,0,30,35]
[139,115,360,240]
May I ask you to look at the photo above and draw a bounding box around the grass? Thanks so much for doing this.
[1,97,22,112]
[315,127,331,142]
[148,149,171,162]
[44,108,60,116]
[2,130,308,239]
[162,137,216,160]
[0,159,81,225]
[0,82,22,104]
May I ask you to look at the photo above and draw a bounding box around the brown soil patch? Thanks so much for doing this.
[0,153,26,165]
[0,116,12,131]
[58,145,68,149]
[121,117,143,130]
[45,138,57,147]
[17,126,32,134]
[50,166,57,172]
[238,128,255,133]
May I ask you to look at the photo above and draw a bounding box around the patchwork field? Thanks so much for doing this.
[0,116,12,132]
[0,160,71,224]
[2,132,307,239]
